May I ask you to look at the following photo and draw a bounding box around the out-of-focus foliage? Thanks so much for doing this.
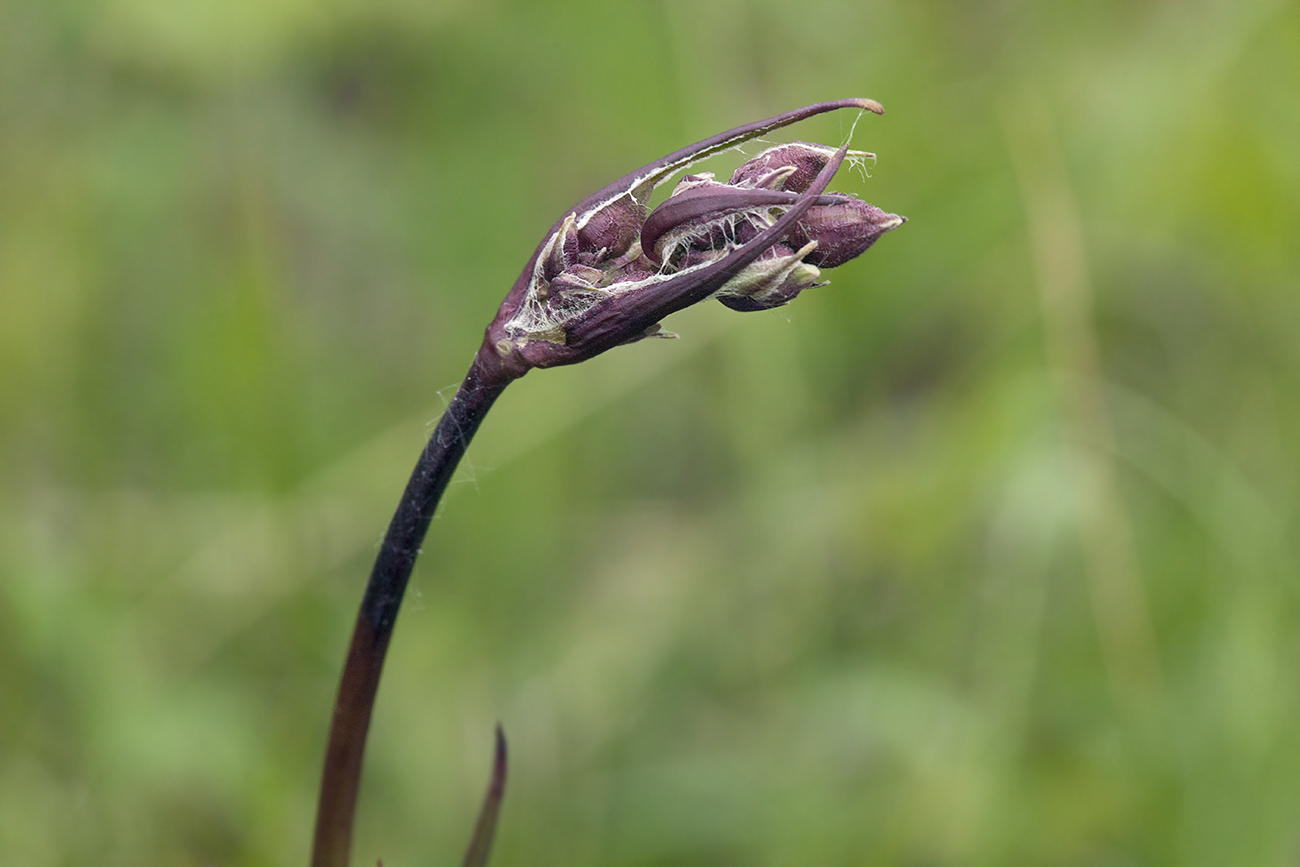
[3,0,1299,864]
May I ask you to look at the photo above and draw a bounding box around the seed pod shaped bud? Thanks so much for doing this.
[714,241,824,312]
[576,194,647,262]
[789,199,905,268]
[731,141,871,193]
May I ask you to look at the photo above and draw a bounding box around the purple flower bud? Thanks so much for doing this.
[575,194,646,261]
[714,242,825,311]
[790,198,905,268]
[730,141,874,193]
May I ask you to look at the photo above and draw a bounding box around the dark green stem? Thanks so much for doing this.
[311,346,518,867]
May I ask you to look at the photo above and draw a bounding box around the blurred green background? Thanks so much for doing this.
[3,0,1299,864]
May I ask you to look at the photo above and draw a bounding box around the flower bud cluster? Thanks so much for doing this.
[483,99,903,373]
[640,142,904,311]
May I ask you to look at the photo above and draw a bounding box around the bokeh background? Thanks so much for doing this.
[3,0,1299,864]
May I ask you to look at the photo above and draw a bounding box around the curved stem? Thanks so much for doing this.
[311,347,517,867]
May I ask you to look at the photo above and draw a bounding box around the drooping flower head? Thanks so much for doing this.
[481,99,904,376]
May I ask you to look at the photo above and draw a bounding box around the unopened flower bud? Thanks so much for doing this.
[576,194,646,262]
[714,242,824,311]
[730,141,874,193]
[789,198,905,268]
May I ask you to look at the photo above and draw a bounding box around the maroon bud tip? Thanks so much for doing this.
[793,201,905,268]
